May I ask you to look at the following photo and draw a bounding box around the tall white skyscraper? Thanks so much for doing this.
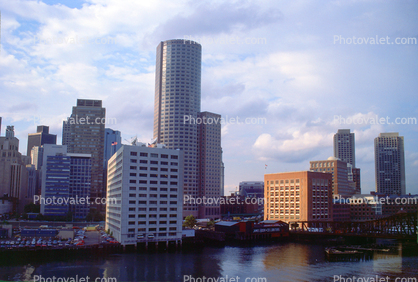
[153,39,201,218]
[374,133,405,195]
[153,39,222,219]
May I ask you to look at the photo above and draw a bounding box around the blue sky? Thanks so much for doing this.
[0,0,417,195]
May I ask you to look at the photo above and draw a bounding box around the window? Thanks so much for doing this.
[151,153,158,158]
[130,152,137,156]
[140,153,148,157]
[171,155,178,159]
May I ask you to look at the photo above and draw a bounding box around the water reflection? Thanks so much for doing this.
[0,243,417,282]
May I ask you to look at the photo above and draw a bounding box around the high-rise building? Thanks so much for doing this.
[27,126,57,156]
[63,99,106,211]
[105,143,184,246]
[264,171,333,222]
[0,126,31,212]
[104,128,122,168]
[40,144,91,218]
[197,111,222,218]
[333,129,355,167]
[153,39,202,218]
[374,133,405,195]
[310,157,355,197]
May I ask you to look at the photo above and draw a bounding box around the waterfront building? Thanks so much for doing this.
[153,39,222,219]
[105,143,184,246]
[264,171,333,223]
[374,133,405,195]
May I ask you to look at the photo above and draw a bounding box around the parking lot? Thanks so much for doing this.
[0,229,117,250]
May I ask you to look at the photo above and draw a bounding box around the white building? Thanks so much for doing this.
[105,143,184,246]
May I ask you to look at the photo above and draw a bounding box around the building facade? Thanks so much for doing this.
[153,39,222,219]
[105,143,184,246]
[27,126,57,156]
[239,181,264,198]
[333,129,355,167]
[374,133,405,195]
[40,145,91,218]
[310,157,355,198]
[104,128,122,168]
[264,171,333,223]
[197,111,222,218]
[63,99,106,211]
[0,125,31,212]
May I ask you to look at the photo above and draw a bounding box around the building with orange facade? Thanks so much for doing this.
[264,171,333,223]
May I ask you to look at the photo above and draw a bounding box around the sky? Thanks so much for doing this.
[0,0,417,196]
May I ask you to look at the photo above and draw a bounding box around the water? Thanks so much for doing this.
[1,243,418,282]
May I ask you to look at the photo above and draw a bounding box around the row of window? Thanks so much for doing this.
[128,200,178,205]
[129,152,178,159]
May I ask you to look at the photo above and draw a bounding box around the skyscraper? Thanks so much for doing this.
[374,133,405,195]
[197,111,222,218]
[333,129,355,167]
[0,125,31,212]
[27,125,57,156]
[153,39,202,218]
[104,128,122,168]
[63,99,105,212]
[40,144,91,218]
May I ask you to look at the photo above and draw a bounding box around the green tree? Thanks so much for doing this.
[183,215,197,228]
[207,220,215,228]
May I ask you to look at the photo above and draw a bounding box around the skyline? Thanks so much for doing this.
[1,0,418,195]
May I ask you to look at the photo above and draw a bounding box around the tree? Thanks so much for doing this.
[183,215,197,228]
[207,220,215,228]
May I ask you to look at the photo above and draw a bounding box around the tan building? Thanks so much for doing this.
[0,126,32,213]
[63,99,106,212]
[264,171,333,223]
[310,157,356,198]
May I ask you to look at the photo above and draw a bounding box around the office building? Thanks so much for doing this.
[197,111,222,218]
[374,133,405,195]
[104,128,122,168]
[153,39,223,218]
[264,171,333,223]
[40,144,91,218]
[27,126,57,157]
[63,99,106,211]
[105,143,184,246]
[333,129,355,167]
[0,125,31,212]
[310,157,355,197]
